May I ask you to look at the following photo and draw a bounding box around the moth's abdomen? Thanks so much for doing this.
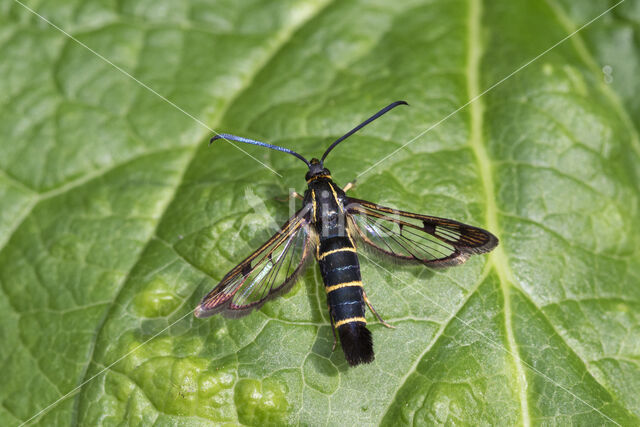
[337,321,373,366]
[317,236,374,366]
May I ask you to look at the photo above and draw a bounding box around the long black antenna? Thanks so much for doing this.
[210,134,310,166]
[320,100,408,164]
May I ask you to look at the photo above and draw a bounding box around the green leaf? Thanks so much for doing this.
[1,0,639,425]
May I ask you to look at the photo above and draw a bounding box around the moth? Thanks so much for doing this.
[195,101,498,366]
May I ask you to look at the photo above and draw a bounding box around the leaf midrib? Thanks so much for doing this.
[463,0,532,424]
[473,1,638,425]
[376,0,532,423]
[468,0,636,424]
[381,0,635,424]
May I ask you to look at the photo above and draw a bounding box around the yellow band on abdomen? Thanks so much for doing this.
[325,281,363,293]
[334,317,367,328]
[318,247,356,260]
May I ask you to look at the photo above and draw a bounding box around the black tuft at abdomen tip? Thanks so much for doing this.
[338,322,374,366]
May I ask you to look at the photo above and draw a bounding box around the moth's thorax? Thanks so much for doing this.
[304,179,348,239]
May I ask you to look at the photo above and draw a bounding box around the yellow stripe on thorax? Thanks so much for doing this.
[306,174,332,184]
[325,281,362,293]
[311,189,317,223]
[328,183,343,213]
[334,317,367,328]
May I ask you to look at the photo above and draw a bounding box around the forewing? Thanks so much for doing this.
[195,208,315,318]
[346,197,498,267]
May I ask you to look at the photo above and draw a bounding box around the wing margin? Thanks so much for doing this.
[346,197,498,267]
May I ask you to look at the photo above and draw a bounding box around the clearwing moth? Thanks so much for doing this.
[195,101,498,366]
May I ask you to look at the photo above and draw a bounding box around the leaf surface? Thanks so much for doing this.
[1,0,639,425]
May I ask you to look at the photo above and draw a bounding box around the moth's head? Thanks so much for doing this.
[305,158,331,182]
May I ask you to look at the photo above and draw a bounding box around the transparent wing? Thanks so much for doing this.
[346,197,498,267]
[195,209,315,317]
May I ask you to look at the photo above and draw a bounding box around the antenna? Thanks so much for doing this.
[210,134,310,166]
[320,101,408,164]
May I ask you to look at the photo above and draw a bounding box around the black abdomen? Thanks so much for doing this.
[318,236,373,366]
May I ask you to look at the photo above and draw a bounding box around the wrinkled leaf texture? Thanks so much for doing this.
[1,0,639,425]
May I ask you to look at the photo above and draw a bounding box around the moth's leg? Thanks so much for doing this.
[276,191,304,202]
[363,290,395,329]
[342,179,357,193]
[328,304,338,351]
